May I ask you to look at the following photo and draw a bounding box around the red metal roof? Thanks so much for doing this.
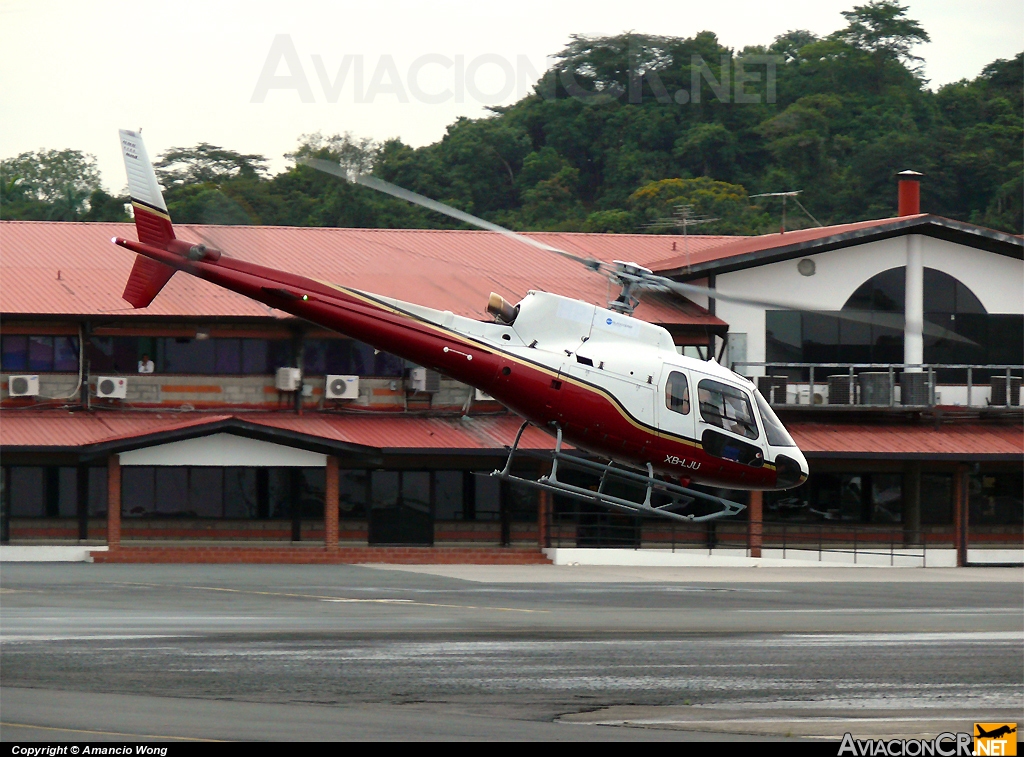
[0,410,557,452]
[647,216,913,274]
[647,214,1023,275]
[2,410,1018,459]
[790,422,1024,459]
[0,221,732,328]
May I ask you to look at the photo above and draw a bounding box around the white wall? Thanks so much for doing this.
[118,433,327,467]
[711,236,1023,372]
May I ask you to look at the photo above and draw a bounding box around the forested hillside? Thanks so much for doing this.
[3,1,1021,234]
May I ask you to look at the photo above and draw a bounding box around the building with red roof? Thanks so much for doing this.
[1,188,1020,563]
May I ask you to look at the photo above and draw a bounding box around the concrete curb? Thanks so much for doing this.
[1,546,109,562]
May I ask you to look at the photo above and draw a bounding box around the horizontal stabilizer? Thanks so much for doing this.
[122,255,175,308]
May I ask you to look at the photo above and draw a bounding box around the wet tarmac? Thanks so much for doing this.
[1,564,1021,741]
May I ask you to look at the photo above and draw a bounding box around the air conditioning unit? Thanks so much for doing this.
[95,376,128,399]
[474,388,495,401]
[8,375,40,397]
[325,374,359,400]
[275,367,302,391]
[409,367,441,393]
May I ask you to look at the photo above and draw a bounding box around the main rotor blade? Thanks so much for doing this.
[653,278,976,345]
[299,157,605,271]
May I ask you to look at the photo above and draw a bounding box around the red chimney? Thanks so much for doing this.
[897,170,923,216]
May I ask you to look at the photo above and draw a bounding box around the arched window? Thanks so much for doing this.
[765,267,1022,373]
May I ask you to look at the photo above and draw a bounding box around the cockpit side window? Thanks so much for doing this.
[697,379,759,440]
[754,389,797,447]
[665,371,690,415]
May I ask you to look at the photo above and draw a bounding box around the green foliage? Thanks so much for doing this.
[0,148,102,219]
[838,0,930,65]
[154,143,268,186]
[582,209,637,233]
[630,177,771,234]
[81,189,130,222]
[4,3,1019,235]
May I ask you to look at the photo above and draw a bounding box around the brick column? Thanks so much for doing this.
[107,454,121,548]
[324,456,339,549]
[748,490,763,558]
[953,464,968,567]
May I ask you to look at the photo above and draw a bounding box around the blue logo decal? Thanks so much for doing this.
[606,318,613,325]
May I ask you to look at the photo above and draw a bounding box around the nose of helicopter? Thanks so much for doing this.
[773,448,809,490]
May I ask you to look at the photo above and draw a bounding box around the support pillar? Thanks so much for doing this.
[324,456,339,549]
[107,454,121,548]
[953,464,969,567]
[748,490,763,558]
[537,489,550,549]
[903,462,921,546]
[905,234,924,370]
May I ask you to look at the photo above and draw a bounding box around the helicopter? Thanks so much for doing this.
[112,128,813,524]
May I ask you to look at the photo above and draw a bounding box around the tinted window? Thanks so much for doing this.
[161,338,216,374]
[53,336,79,371]
[214,339,242,374]
[753,389,796,447]
[338,469,369,517]
[1,336,28,371]
[242,339,269,374]
[665,371,690,415]
[27,337,54,371]
[697,379,759,440]
[434,471,465,520]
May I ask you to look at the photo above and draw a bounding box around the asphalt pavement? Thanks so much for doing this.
[1,563,1021,741]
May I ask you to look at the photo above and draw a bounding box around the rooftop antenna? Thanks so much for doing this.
[644,204,719,274]
[749,190,822,233]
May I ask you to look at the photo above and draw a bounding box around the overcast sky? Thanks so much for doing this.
[2,0,1021,192]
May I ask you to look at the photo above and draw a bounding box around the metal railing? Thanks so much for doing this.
[546,511,934,565]
[732,363,1023,408]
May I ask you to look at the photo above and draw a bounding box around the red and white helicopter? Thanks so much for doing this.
[112,129,810,523]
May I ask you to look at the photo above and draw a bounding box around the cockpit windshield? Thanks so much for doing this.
[753,389,797,447]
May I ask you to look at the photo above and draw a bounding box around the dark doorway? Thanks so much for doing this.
[368,470,433,545]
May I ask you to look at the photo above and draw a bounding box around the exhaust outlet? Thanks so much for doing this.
[487,293,518,324]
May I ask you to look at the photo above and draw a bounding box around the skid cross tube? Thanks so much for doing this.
[491,422,745,523]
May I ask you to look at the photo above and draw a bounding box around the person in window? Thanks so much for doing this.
[138,354,155,374]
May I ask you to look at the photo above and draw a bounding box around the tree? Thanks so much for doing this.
[769,30,820,63]
[839,1,930,66]
[290,131,377,178]
[81,189,130,222]
[674,123,737,179]
[629,177,771,235]
[154,143,269,186]
[0,149,102,211]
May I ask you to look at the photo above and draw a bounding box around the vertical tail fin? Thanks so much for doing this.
[119,129,176,308]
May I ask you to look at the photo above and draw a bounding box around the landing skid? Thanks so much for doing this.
[491,422,746,523]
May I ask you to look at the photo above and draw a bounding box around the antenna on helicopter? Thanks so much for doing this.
[749,190,822,233]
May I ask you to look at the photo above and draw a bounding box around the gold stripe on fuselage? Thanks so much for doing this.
[315,281,751,453]
[131,199,172,221]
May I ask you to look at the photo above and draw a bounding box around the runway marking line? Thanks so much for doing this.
[739,608,1022,613]
[0,721,224,741]
[118,582,547,614]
